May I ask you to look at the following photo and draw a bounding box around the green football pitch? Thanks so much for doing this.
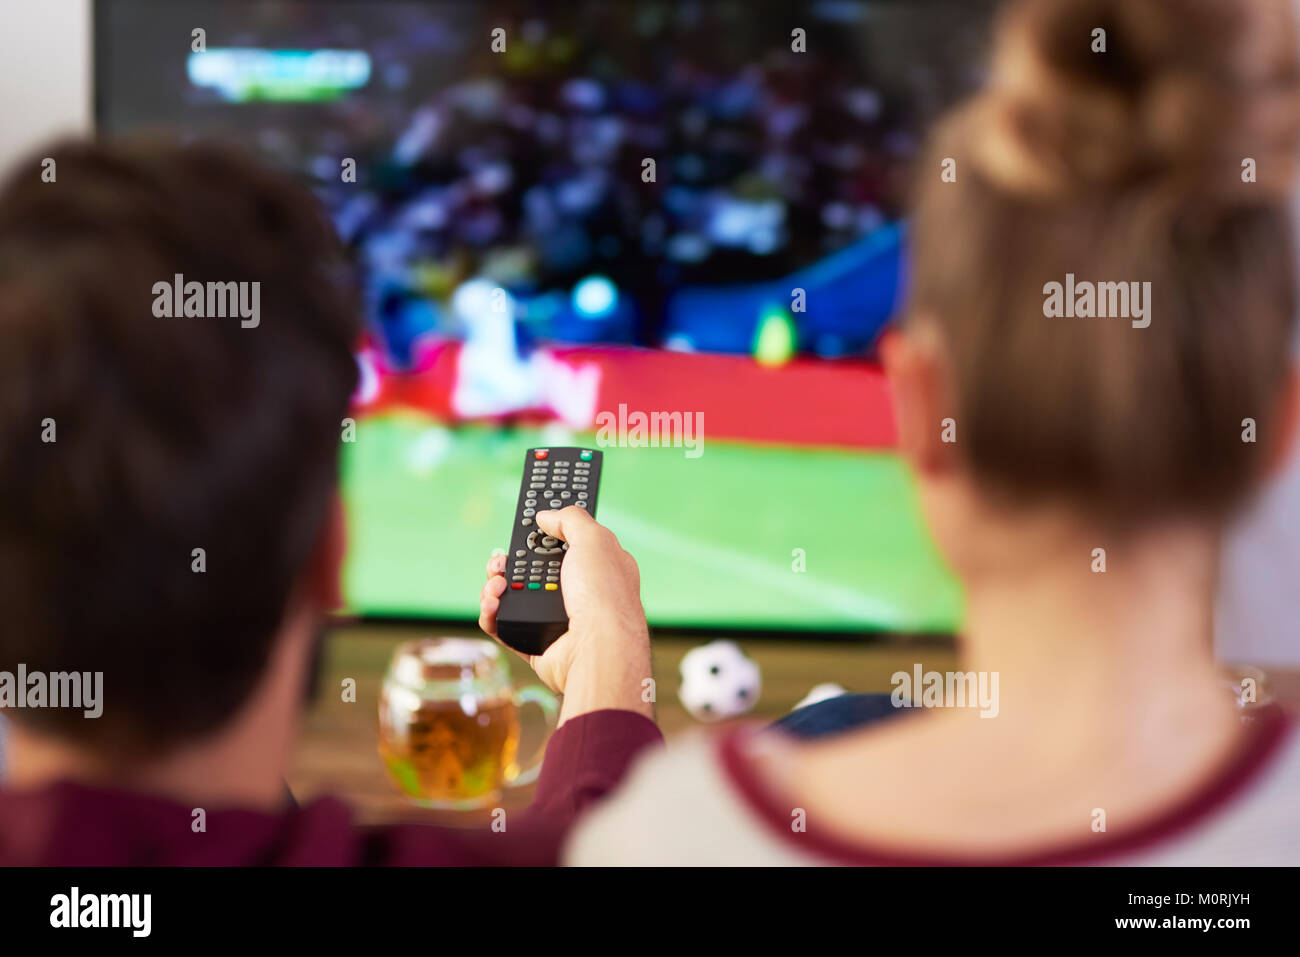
[341,413,964,634]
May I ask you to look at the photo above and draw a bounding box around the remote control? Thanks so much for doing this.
[494,447,602,655]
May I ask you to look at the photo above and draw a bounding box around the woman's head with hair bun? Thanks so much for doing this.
[969,0,1300,204]
[901,0,1300,526]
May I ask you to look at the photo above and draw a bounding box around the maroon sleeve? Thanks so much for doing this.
[362,708,663,865]
[528,708,664,819]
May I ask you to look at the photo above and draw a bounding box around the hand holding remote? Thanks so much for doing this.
[480,506,653,726]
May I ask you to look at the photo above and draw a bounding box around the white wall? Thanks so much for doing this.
[0,0,1295,665]
[1218,446,1300,667]
[0,0,91,171]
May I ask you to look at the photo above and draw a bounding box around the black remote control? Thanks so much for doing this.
[495,447,602,655]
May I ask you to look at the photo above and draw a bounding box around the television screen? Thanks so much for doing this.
[96,0,994,633]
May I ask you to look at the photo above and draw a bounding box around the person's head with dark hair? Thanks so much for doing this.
[0,139,359,796]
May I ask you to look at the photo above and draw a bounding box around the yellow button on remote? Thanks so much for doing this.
[544,583,558,591]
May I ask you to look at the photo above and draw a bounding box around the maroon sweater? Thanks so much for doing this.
[0,709,662,866]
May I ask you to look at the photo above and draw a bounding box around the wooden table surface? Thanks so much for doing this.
[288,622,1300,826]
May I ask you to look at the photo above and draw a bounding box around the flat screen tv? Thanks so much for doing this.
[96,0,996,634]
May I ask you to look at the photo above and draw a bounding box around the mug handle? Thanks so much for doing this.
[505,685,560,787]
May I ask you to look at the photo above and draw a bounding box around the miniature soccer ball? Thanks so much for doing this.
[678,640,761,722]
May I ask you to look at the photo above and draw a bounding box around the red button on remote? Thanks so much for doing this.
[510,582,524,589]
[534,450,548,460]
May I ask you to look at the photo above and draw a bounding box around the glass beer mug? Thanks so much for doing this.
[378,638,558,809]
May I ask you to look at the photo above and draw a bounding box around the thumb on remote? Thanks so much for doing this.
[536,505,598,544]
